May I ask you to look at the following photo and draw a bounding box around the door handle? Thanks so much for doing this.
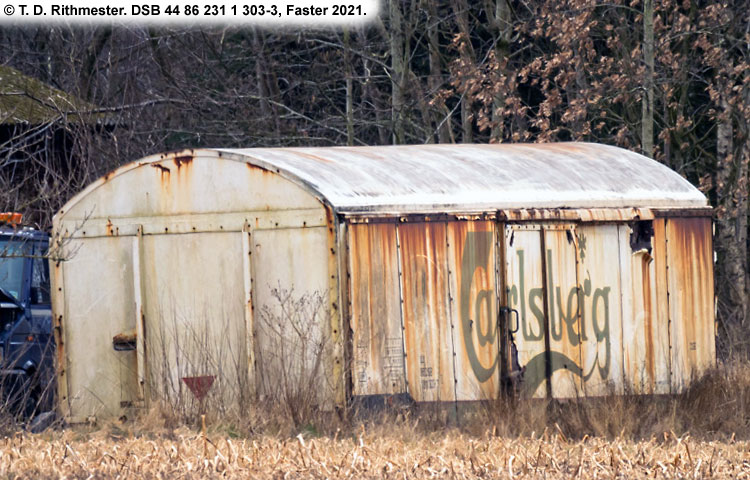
[499,306,519,334]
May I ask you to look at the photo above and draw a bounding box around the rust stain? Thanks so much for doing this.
[112,330,137,344]
[324,206,343,404]
[447,220,499,400]
[105,219,114,236]
[173,155,193,169]
[151,164,170,175]
[348,223,404,395]
[151,163,171,186]
[293,151,334,164]
[666,217,714,391]
[244,162,277,178]
[653,207,713,218]
[501,208,659,222]
[399,222,454,402]
[54,313,65,381]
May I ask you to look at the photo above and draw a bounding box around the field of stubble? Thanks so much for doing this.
[3,362,750,478]
[1,427,748,479]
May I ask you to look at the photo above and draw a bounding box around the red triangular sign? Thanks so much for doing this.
[181,375,215,401]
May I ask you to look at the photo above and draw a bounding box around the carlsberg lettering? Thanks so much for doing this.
[459,232,612,384]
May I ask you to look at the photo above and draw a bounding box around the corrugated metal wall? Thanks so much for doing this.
[399,223,454,402]
[447,221,500,401]
[666,217,715,392]
[622,220,671,394]
[348,223,406,396]
[348,220,503,402]
[506,225,547,398]
[577,224,625,396]
[347,217,715,403]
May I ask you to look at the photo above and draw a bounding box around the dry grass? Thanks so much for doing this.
[1,424,747,478]
[4,358,750,477]
[3,362,750,478]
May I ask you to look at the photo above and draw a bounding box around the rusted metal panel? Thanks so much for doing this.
[50,234,69,419]
[576,225,624,396]
[336,220,350,405]
[621,224,671,394]
[618,225,636,393]
[341,207,710,226]
[347,223,405,395]
[326,209,345,408]
[666,217,715,392]
[398,222,455,402]
[241,223,256,400]
[500,208,656,223]
[60,236,138,418]
[508,223,678,399]
[506,225,547,398]
[251,225,334,404]
[140,232,247,410]
[447,220,500,401]
[225,143,707,214]
[652,208,713,218]
[543,226,584,397]
[57,210,326,240]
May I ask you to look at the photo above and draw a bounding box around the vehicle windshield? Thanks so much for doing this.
[0,238,30,302]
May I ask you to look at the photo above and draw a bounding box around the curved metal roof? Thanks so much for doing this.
[219,142,706,214]
[56,142,708,222]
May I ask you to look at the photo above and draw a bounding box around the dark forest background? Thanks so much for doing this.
[1,0,748,354]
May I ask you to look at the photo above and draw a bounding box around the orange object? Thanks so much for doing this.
[0,212,22,225]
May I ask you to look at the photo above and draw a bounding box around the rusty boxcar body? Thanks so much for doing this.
[51,143,715,421]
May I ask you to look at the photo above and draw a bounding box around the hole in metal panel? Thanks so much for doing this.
[566,229,574,244]
[630,220,654,254]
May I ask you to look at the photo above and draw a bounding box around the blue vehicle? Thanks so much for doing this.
[0,215,54,418]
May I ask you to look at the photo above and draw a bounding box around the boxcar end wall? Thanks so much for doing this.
[52,153,341,421]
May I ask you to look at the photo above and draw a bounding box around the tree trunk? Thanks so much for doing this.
[343,29,355,146]
[79,27,112,101]
[389,0,406,144]
[716,89,748,328]
[487,0,511,143]
[641,0,654,158]
[453,0,474,143]
[251,30,281,139]
[425,0,451,143]
[743,36,750,327]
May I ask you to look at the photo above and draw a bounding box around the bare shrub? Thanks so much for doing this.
[255,287,334,431]
[146,303,250,428]
[475,361,750,441]
[138,287,336,436]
